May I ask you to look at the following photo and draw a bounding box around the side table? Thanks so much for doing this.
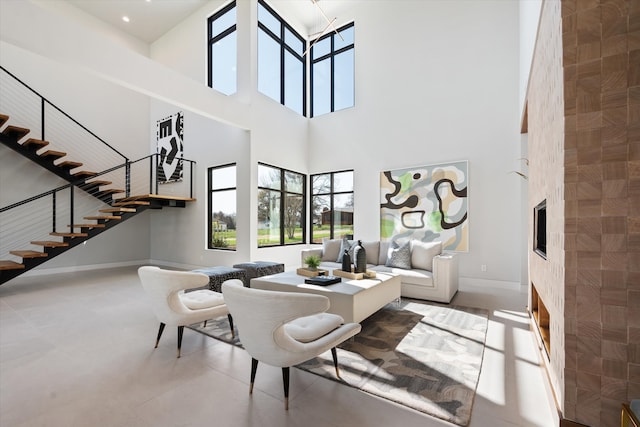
[232,261,285,286]
[192,266,246,293]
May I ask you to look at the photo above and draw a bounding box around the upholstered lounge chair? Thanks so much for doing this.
[221,280,361,409]
[138,266,237,358]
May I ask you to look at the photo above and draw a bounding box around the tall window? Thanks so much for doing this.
[258,163,306,247]
[310,170,354,243]
[311,23,355,117]
[208,164,237,250]
[257,0,306,116]
[208,2,237,95]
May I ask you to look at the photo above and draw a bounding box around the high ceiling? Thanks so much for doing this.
[65,0,347,44]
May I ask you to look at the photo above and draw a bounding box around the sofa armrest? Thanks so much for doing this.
[301,248,323,267]
[433,252,459,299]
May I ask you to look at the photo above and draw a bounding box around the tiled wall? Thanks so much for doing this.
[529,0,639,426]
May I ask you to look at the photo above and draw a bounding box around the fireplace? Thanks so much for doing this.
[533,199,547,259]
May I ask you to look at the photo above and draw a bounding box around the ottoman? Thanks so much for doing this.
[192,266,246,293]
[232,261,285,286]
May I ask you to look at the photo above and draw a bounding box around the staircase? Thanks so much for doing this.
[0,68,196,286]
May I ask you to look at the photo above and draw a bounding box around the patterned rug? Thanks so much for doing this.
[189,299,488,426]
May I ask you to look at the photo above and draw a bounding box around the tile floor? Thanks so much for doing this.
[0,266,557,427]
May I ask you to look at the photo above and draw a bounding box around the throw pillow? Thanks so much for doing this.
[378,241,391,265]
[361,241,380,265]
[321,238,342,262]
[336,238,355,263]
[385,241,412,269]
[410,240,442,271]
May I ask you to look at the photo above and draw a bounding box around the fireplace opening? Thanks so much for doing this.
[533,199,547,259]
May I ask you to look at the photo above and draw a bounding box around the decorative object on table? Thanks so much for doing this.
[380,160,469,252]
[304,254,322,270]
[190,298,488,426]
[332,269,376,280]
[296,267,328,277]
[341,249,351,272]
[353,240,367,273]
[304,275,342,286]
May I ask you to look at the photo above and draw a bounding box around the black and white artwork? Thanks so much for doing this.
[156,112,184,184]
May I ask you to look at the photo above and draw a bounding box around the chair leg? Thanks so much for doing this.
[282,367,290,410]
[227,314,235,338]
[177,326,184,358]
[331,347,340,378]
[203,320,208,327]
[155,323,166,348]
[250,358,259,394]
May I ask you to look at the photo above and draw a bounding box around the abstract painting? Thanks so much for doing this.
[156,112,184,184]
[380,161,468,251]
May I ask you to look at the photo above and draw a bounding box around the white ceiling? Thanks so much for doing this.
[65,0,346,44]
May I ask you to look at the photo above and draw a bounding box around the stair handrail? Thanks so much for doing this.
[0,65,128,163]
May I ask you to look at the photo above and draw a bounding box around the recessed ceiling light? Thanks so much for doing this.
[122,16,130,23]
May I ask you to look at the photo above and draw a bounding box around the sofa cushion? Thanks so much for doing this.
[379,241,391,265]
[322,238,342,262]
[370,265,435,287]
[385,241,412,269]
[410,240,442,272]
[336,238,355,262]
[361,241,380,265]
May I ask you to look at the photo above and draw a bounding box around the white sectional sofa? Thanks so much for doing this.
[301,238,459,303]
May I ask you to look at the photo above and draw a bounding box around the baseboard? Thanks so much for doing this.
[459,276,525,290]
[21,260,150,277]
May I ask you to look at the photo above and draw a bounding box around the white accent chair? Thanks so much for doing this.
[222,280,361,409]
[137,266,237,358]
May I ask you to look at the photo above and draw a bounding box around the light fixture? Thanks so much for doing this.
[303,0,343,57]
[122,16,130,23]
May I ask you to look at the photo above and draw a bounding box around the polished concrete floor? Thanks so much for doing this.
[0,266,557,426]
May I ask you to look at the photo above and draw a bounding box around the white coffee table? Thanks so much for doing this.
[250,271,401,323]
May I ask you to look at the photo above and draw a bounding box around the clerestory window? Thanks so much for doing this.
[208,1,237,96]
[311,23,355,117]
[257,0,306,116]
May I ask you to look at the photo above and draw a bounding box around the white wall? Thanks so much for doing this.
[519,0,543,121]
[308,1,523,283]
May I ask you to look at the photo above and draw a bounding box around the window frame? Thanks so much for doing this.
[208,162,237,251]
[257,0,307,116]
[310,169,354,244]
[310,22,355,118]
[207,1,237,95]
[257,162,306,247]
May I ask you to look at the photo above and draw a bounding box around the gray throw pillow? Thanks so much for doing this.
[322,238,342,262]
[385,241,412,269]
[336,238,355,263]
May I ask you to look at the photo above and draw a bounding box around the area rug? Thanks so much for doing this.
[188,299,488,426]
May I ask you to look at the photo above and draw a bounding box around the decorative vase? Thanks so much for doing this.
[341,249,351,272]
[353,240,367,274]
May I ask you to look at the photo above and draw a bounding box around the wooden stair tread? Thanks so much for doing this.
[57,160,83,169]
[31,241,69,248]
[69,223,106,229]
[72,170,97,177]
[100,207,136,213]
[23,138,49,149]
[84,215,121,220]
[1,125,30,141]
[0,114,9,128]
[50,232,88,237]
[112,201,150,206]
[0,260,25,270]
[40,150,66,159]
[10,250,48,258]
[98,189,124,194]
[83,180,112,187]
